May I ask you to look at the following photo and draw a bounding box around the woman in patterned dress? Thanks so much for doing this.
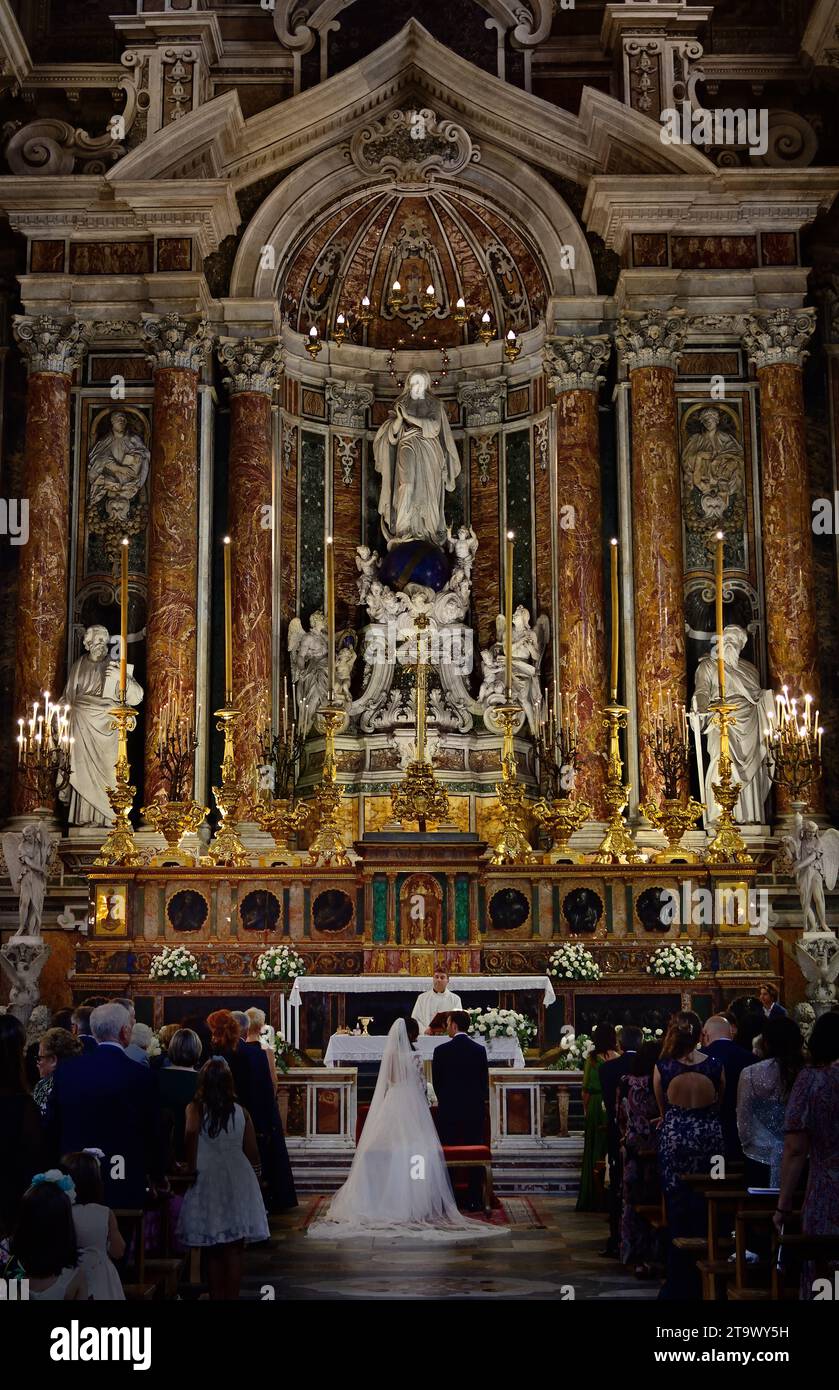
[618,1041,663,1275]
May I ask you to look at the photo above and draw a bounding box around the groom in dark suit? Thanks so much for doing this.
[432,1011,489,1210]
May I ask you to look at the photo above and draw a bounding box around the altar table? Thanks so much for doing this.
[289,974,556,1007]
[323,1033,525,1068]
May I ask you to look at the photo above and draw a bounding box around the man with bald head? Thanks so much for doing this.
[701,1014,754,1160]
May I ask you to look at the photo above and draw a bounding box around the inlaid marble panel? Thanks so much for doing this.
[299,431,326,621]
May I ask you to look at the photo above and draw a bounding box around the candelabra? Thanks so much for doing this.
[765,688,822,811]
[592,703,642,865]
[488,704,536,866]
[249,721,309,865]
[205,706,251,867]
[640,707,704,864]
[307,705,350,866]
[16,692,73,818]
[93,702,143,868]
[389,621,451,831]
[534,702,591,863]
[704,700,752,866]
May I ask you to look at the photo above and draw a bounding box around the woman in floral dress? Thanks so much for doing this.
[618,1041,663,1275]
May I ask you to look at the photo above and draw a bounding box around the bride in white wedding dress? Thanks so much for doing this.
[307,1018,508,1241]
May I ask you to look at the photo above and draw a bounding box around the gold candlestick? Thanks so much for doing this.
[714,530,726,703]
[389,617,450,832]
[308,704,349,866]
[609,537,619,702]
[505,530,514,700]
[205,705,251,867]
[592,702,642,864]
[119,536,129,702]
[326,535,336,703]
[704,699,752,865]
[223,536,233,704]
[93,702,143,867]
[488,703,536,866]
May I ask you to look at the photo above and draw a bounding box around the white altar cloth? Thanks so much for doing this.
[288,974,556,1007]
[323,1033,525,1068]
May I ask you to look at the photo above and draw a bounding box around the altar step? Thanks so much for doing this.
[288,1137,584,1196]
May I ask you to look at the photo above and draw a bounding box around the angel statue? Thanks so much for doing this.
[478,606,550,735]
[355,545,381,606]
[794,932,839,1015]
[2,823,56,939]
[288,612,329,739]
[0,939,49,1025]
[783,813,839,935]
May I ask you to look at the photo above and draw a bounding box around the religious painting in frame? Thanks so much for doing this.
[93,883,128,938]
[678,397,750,575]
[77,402,152,580]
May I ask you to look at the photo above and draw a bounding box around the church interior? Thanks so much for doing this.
[1,0,839,1320]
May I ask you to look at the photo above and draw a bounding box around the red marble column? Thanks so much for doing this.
[218,338,284,782]
[615,310,688,801]
[142,314,210,802]
[12,316,88,814]
[545,336,611,816]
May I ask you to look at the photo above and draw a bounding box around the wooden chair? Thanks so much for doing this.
[441,1146,494,1215]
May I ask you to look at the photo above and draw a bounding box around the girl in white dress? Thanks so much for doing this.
[177,1057,269,1299]
[11,1174,88,1300]
[62,1150,125,1300]
[308,1018,507,1241]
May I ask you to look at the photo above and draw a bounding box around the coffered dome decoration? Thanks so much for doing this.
[280,185,551,349]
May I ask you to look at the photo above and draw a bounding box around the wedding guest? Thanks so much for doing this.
[177,1058,269,1299]
[11,1175,88,1300]
[156,1024,181,1068]
[617,1041,662,1277]
[759,984,787,1021]
[701,1014,754,1160]
[52,1009,75,1033]
[181,1014,212,1066]
[33,1028,84,1118]
[61,1150,125,1300]
[737,1016,803,1187]
[0,1016,45,1255]
[774,1012,839,1297]
[157,1029,201,1163]
[655,1011,724,1300]
[245,1008,278,1088]
[599,1024,643,1256]
[71,1008,98,1056]
[207,1010,251,1108]
[238,1014,297,1212]
[576,1023,619,1213]
[126,1023,155,1067]
[24,1005,52,1089]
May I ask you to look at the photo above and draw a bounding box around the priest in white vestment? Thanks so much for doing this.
[411,968,463,1034]
[59,624,143,826]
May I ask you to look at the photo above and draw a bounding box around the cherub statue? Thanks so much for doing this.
[355,544,381,605]
[2,823,56,940]
[783,813,839,934]
[335,638,357,706]
[795,932,839,1014]
[0,938,49,1025]
[448,524,478,576]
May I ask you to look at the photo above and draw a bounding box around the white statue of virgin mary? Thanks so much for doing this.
[373,370,461,548]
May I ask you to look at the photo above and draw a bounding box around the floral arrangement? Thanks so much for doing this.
[148,945,202,982]
[253,945,306,982]
[467,1006,536,1050]
[146,1033,162,1060]
[641,1026,664,1043]
[646,943,701,980]
[550,1030,594,1070]
[548,943,602,981]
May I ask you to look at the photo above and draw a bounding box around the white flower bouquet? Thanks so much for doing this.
[149,945,202,982]
[646,943,701,980]
[548,943,602,981]
[467,1006,536,1050]
[254,944,306,982]
[551,1030,594,1070]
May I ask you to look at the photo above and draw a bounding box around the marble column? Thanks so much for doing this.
[615,309,688,801]
[218,338,284,781]
[544,335,611,816]
[142,313,211,803]
[11,315,88,815]
[743,307,820,734]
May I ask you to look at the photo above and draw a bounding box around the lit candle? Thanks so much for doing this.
[714,530,725,702]
[505,530,514,699]
[818,725,824,759]
[223,536,233,704]
[326,535,335,703]
[610,538,619,701]
[119,536,129,701]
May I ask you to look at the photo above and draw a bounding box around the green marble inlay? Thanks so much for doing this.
[372,877,388,944]
[455,876,470,944]
[505,428,533,611]
[300,431,326,621]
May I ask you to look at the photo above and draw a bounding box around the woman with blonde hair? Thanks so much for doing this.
[244,1007,278,1087]
[238,1006,297,1213]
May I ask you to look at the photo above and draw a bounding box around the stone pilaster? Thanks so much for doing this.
[615,308,688,801]
[544,335,611,816]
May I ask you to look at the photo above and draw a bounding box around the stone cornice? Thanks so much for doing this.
[584,170,839,253]
[600,3,713,50]
[543,335,611,395]
[741,307,816,369]
[218,336,284,396]
[0,0,32,92]
[614,308,687,371]
[800,0,839,68]
[143,313,212,372]
[112,11,224,68]
[13,313,88,374]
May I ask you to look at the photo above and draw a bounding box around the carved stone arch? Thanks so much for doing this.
[273,1,555,53]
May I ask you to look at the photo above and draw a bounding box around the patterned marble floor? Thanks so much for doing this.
[242,1197,661,1301]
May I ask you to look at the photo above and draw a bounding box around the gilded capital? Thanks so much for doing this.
[614,308,686,371]
[142,312,212,372]
[742,307,816,369]
[218,336,284,397]
[544,335,611,394]
[13,314,89,375]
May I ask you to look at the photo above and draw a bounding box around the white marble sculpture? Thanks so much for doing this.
[479,606,550,735]
[783,813,839,935]
[0,936,50,1027]
[692,625,774,824]
[59,625,143,826]
[87,409,150,525]
[2,823,56,939]
[373,369,461,547]
[795,932,839,1015]
[288,612,355,738]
